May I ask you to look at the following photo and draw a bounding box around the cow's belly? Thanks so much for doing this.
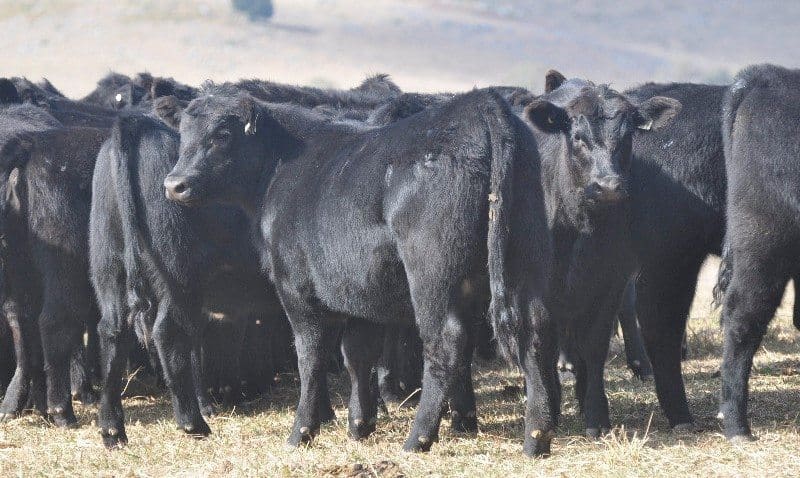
[305,223,415,325]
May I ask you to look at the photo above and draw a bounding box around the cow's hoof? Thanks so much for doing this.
[557,360,574,374]
[319,406,336,424]
[672,422,700,433]
[379,390,402,404]
[728,433,757,443]
[100,427,128,449]
[199,402,217,418]
[181,419,211,438]
[48,408,78,428]
[0,412,18,422]
[629,361,653,381]
[73,388,99,405]
[287,425,317,447]
[585,427,609,439]
[348,417,377,440]
[402,433,437,452]
[451,410,478,433]
[523,429,555,457]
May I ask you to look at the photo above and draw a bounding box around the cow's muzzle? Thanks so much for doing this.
[586,175,628,203]
[164,175,195,204]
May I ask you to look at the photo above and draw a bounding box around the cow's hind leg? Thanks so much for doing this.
[0,297,45,420]
[618,281,652,379]
[448,359,477,433]
[403,308,471,452]
[376,326,402,404]
[152,307,210,438]
[720,241,787,440]
[96,287,133,448]
[521,296,560,457]
[192,339,216,417]
[448,311,479,434]
[341,320,383,440]
[39,287,88,427]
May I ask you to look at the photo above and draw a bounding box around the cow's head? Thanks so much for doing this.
[531,70,681,207]
[165,89,269,207]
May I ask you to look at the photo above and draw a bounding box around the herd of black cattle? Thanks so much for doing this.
[0,64,797,457]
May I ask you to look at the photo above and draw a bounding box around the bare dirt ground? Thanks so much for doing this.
[0,1,799,476]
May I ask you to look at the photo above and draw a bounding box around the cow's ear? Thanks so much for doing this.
[238,96,258,135]
[151,78,175,99]
[636,96,682,131]
[153,95,183,129]
[524,99,570,134]
[544,69,567,93]
[133,72,154,92]
[0,79,22,104]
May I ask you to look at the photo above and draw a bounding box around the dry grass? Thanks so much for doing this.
[1,262,799,477]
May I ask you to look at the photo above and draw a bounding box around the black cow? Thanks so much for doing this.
[527,72,680,437]
[90,115,281,446]
[165,88,563,456]
[91,76,427,449]
[0,123,109,425]
[0,98,63,420]
[617,82,730,431]
[82,72,198,110]
[2,77,117,128]
[557,81,726,432]
[716,64,800,441]
[9,77,65,104]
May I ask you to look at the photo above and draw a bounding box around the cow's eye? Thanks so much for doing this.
[211,129,231,147]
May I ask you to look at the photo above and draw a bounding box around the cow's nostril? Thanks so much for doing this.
[173,182,187,194]
[164,176,193,202]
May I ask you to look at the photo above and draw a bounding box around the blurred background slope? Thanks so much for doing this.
[0,0,797,96]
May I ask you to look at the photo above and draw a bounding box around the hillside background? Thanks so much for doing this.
[1,0,797,96]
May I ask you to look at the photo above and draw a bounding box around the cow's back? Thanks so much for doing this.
[625,83,727,261]
[724,65,800,229]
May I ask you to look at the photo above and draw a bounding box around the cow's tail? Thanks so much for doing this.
[110,116,152,333]
[722,65,768,163]
[0,134,32,308]
[485,99,523,367]
[712,239,732,311]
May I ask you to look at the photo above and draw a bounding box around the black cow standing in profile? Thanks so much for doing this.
[716,64,800,441]
[164,88,562,456]
[89,77,422,449]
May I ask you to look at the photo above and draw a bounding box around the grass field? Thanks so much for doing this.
[1,260,799,477]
